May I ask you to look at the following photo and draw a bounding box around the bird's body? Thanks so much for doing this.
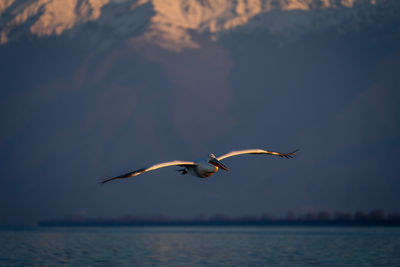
[101,148,298,184]
[186,158,219,178]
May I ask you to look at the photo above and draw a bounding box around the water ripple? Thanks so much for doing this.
[1,227,400,266]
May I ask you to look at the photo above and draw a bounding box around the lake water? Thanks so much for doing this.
[1,226,400,266]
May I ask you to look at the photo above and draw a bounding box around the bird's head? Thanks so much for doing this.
[208,153,229,171]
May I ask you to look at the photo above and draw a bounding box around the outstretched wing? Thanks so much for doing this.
[217,149,299,161]
[101,160,196,184]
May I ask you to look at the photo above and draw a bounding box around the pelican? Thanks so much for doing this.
[101,148,298,184]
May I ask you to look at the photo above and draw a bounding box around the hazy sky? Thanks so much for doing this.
[0,0,399,225]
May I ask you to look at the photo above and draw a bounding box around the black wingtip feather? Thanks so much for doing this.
[99,177,114,184]
[283,149,299,159]
[100,168,147,184]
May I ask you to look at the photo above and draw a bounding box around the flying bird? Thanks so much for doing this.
[101,148,299,184]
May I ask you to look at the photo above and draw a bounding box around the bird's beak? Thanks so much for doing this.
[210,158,230,171]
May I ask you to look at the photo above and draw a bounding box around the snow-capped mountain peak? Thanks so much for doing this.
[0,0,395,51]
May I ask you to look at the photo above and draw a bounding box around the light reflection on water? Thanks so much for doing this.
[1,227,400,266]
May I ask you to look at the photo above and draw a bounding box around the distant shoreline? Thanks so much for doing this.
[38,219,400,227]
[38,222,400,227]
[38,210,400,227]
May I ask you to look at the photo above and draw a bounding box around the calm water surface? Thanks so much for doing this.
[1,226,399,266]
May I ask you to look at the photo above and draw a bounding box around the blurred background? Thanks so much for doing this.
[0,0,399,226]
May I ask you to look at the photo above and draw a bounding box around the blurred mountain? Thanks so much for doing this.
[1,0,399,51]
